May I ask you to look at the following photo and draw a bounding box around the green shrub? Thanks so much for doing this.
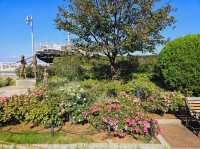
[49,55,83,81]
[16,65,45,80]
[156,34,200,96]
[81,79,127,98]
[53,83,95,123]
[0,87,62,127]
[47,76,68,89]
[0,77,15,87]
[0,79,8,87]
[131,73,161,98]
[104,80,124,97]
[141,91,184,114]
[116,56,158,80]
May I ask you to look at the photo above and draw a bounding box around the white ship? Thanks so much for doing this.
[36,34,73,63]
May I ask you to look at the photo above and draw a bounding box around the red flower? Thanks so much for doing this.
[90,105,100,115]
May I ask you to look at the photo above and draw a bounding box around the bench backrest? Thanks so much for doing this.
[185,97,200,114]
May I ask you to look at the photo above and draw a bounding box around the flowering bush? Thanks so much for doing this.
[81,97,160,141]
[106,102,121,112]
[90,105,101,115]
[0,96,9,104]
[30,87,46,99]
[0,86,63,127]
[55,83,94,123]
[141,91,184,114]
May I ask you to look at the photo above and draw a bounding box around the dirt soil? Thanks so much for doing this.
[0,122,159,144]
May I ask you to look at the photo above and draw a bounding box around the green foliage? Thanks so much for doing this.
[0,87,64,127]
[49,54,158,81]
[131,73,161,98]
[117,56,158,80]
[47,76,68,89]
[156,34,200,96]
[56,0,174,77]
[128,73,184,114]
[82,96,160,141]
[141,91,184,114]
[80,79,128,99]
[25,100,53,127]
[57,83,94,123]
[80,73,184,115]
[49,56,83,81]
[15,65,45,80]
[0,77,15,87]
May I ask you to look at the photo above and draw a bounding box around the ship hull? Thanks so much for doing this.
[36,50,64,63]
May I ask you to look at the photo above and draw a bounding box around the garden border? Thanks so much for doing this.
[0,143,167,149]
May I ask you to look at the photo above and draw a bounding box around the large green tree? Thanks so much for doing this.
[56,0,175,78]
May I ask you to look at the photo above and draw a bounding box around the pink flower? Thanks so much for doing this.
[143,120,150,128]
[82,111,89,119]
[90,105,100,115]
[144,127,148,134]
[106,102,121,112]
[0,96,9,104]
[102,116,119,130]
[137,120,143,125]
[132,128,141,134]
[125,118,136,126]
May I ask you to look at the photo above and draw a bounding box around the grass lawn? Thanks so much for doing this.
[0,131,94,144]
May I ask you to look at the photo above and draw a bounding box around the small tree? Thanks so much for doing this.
[56,0,175,78]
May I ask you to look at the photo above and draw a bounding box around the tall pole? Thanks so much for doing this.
[26,16,34,56]
[31,20,34,56]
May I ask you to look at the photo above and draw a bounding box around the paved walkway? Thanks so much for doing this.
[0,86,28,96]
[0,79,36,97]
[160,123,200,149]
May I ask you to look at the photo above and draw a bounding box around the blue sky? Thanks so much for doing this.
[0,0,200,61]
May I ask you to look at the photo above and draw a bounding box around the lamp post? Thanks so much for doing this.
[25,16,34,56]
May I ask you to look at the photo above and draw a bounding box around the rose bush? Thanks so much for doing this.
[80,96,160,141]
[141,91,184,115]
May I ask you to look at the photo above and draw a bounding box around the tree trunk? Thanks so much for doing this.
[109,57,117,79]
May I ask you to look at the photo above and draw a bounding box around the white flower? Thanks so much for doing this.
[80,88,84,93]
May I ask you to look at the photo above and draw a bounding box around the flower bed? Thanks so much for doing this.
[0,76,184,142]
[79,96,161,141]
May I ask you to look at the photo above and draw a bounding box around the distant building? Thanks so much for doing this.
[0,62,19,72]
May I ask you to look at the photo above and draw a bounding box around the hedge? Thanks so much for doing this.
[156,34,200,96]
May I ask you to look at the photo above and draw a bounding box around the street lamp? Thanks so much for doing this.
[25,16,34,56]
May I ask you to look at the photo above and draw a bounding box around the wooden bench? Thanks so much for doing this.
[185,97,200,136]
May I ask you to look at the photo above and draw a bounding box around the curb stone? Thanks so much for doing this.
[0,143,165,149]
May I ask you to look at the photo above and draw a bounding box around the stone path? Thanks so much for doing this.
[0,79,36,97]
[159,122,200,149]
[0,86,28,96]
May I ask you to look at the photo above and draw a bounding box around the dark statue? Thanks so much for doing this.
[19,55,27,79]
